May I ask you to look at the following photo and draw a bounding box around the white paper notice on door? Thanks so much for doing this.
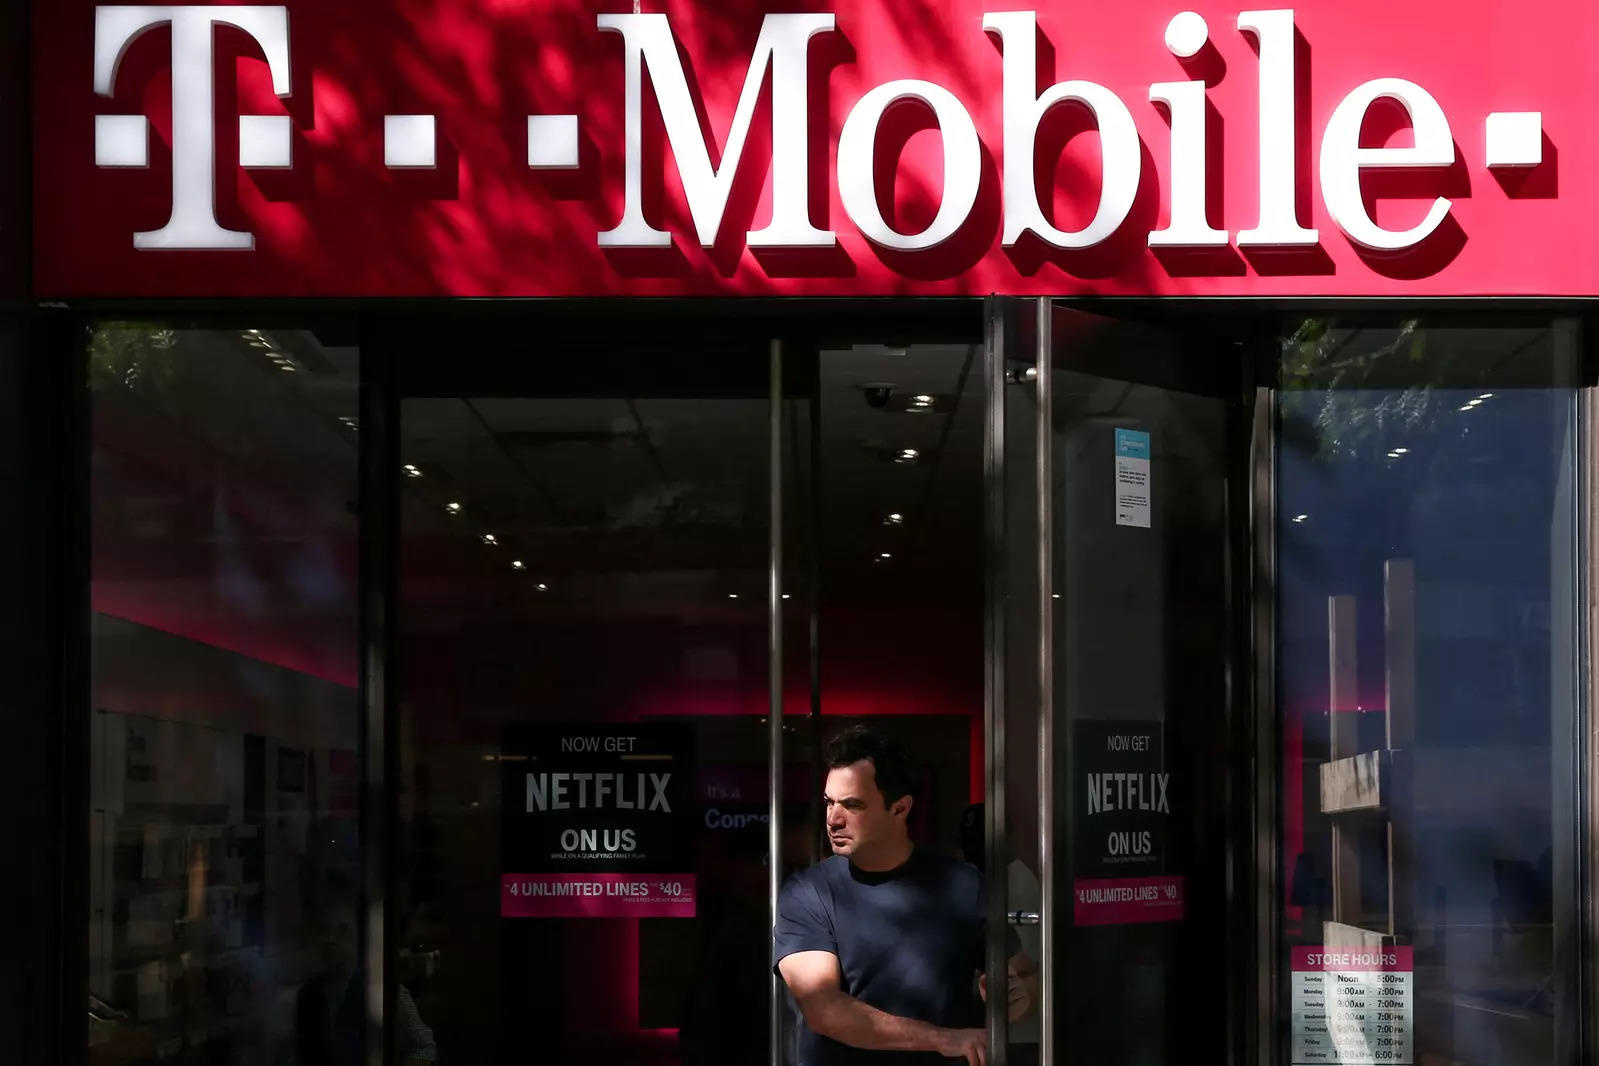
[1114,428,1151,528]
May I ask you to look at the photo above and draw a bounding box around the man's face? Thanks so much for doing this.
[319,907,358,975]
[824,760,909,862]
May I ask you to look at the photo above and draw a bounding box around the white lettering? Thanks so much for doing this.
[838,80,981,251]
[1149,75,1227,246]
[648,772,673,812]
[527,771,671,811]
[985,11,1142,249]
[1236,9,1319,246]
[1085,772,1171,814]
[597,12,837,248]
[1319,78,1454,250]
[95,5,292,250]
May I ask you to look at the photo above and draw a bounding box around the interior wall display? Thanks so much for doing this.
[500,723,695,918]
[1291,947,1414,1065]
[1114,428,1152,529]
[1073,719,1183,925]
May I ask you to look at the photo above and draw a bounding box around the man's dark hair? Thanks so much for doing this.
[825,724,917,806]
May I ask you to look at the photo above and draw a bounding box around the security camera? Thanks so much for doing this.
[862,382,896,409]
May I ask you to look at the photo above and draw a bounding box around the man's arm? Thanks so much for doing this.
[777,950,987,1066]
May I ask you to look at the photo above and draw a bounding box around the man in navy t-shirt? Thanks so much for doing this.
[774,726,1037,1066]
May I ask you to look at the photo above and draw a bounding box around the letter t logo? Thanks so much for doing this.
[94,6,291,249]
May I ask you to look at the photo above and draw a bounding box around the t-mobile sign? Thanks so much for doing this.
[500,723,696,918]
[34,0,1599,297]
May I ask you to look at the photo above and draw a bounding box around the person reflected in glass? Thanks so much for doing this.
[775,725,1038,1066]
[958,803,1041,1066]
[294,902,437,1066]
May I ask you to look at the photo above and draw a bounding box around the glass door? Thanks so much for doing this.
[379,305,988,1066]
[988,298,1257,1066]
[384,312,793,1066]
[371,299,1255,1066]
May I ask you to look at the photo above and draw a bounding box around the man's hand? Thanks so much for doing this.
[931,1026,987,1066]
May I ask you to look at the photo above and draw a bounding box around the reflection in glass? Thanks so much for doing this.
[1044,307,1236,1066]
[396,366,773,1065]
[1277,319,1579,1066]
[87,325,363,1065]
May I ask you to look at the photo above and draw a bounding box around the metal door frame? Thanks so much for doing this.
[981,297,1272,1066]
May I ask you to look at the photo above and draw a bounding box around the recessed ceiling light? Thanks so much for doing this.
[511,560,526,571]
[878,552,892,560]
[536,583,548,591]
[1292,514,1309,523]
[1478,393,1495,400]
[895,448,919,463]
[402,464,423,478]
[885,513,905,525]
[481,533,498,545]
[1459,403,1477,411]
[1052,593,1061,599]
[278,365,297,372]
[782,593,791,600]
[1391,447,1408,455]
[445,501,462,514]
[728,593,739,599]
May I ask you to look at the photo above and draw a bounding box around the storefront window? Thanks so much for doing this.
[1276,319,1582,1065]
[86,324,361,1064]
[393,337,777,1065]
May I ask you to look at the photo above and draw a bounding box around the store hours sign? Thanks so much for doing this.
[500,723,696,918]
[1292,947,1414,1065]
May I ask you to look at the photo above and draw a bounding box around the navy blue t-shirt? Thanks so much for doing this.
[773,849,987,1066]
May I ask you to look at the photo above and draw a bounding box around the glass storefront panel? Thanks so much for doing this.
[1275,319,1582,1066]
[86,324,363,1065]
[804,337,986,841]
[1040,305,1246,1065]
[773,331,995,1065]
[61,304,1598,1066]
[394,336,776,1066]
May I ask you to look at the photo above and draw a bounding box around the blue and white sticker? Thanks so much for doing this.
[1113,428,1151,528]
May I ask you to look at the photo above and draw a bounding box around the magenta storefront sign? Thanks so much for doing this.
[33,0,1598,297]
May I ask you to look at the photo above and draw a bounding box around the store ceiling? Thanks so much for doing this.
[91,312,1255,639]
[397,341,986,620]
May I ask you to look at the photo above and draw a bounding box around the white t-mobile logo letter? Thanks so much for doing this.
[94,6,291,250]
